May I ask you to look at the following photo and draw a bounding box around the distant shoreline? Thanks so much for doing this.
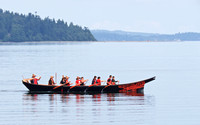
[91,30,200,41]
[0,40,196,44]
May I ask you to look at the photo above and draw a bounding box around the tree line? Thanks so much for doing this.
[92,30,200,41]
[0,9,96,42]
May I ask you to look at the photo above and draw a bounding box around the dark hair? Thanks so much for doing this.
[109,75,112,77]
[98,77,100,79]
[94,76,97,78]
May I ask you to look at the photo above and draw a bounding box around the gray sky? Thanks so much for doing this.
[1,0,200,33]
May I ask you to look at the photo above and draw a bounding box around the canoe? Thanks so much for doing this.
[22,76,155,94]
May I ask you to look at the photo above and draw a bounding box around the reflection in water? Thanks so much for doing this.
[22,93,39,113]
[124,91,144,96]
[23,93,38,101]
[23,92,155,125]
[23,91,146,104]
[107,93,115,104]
[92,94,101,102]
[76,94,84,104]
[61,94,70,103]
[49,94,55,102]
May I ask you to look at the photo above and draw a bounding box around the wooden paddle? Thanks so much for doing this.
[104,84,111,89]
[70,79,88,89]
[101,81,115,92]
[85,83,97,89]
[53,84,65,90]
[83,84,96,93]
[69,84,80,89]
[88,84,95,87]
[101,84,111,93]
[101,81,119,92]
[53,81,72,90]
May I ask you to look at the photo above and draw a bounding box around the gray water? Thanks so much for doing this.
[0,41,200,125]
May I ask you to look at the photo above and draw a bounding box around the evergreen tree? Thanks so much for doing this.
[0,9,96,42]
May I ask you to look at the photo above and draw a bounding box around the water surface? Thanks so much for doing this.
[0,41,200,125]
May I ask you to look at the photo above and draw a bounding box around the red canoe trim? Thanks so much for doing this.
[118,81,145,92]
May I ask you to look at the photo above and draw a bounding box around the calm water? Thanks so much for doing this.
[0,41,200,125]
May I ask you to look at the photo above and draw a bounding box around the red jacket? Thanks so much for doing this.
[107,78,112,85]
[76,80,80,85]
[33,78,38,85]
[96,79,101,85]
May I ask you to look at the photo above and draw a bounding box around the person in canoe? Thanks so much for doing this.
[60,75,66,84]
[30,74,41,85]
[91,76,97,85]
[48,76,56,85]
[111,76,119,85]
[96,77,105,86]
[80,77,88,86]
[65,76,72,86]
[106,75,112,85]
[75,76,81,85]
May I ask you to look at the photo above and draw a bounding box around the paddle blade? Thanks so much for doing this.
[53,84,64,90]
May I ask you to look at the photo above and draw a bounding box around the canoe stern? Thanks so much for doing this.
[118,81,145,92]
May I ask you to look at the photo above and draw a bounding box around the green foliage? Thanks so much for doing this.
[0,9,96,42]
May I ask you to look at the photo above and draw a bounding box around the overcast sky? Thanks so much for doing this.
[1,0,200,34]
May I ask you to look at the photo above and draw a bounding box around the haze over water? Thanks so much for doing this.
[0,41,200,125]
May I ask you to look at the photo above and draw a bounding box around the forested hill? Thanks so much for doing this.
[0,9,96,42]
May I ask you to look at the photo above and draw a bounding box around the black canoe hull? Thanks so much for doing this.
[22,76,155,94]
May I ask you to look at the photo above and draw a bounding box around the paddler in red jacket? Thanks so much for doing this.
[106,75,112,85]
[75,76,81,85]
[96,77,105,86]
[30,74,41,85]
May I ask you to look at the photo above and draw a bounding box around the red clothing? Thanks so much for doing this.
[107,78,112,85]
[76,80,80,85]
[96,79,101,85]
[33,78,38,85]
[66,80,70,86]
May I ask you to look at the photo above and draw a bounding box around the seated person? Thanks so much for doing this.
[91,76,97,85]
[96,77,105,86]
[30,74,41,85]
[75,77,81,85]
[80,77,88,86]
[106,75,112,85]
[60,75,66,84]
[65,76,72,86]
[111,76,119,85]
[48,76,56,85]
